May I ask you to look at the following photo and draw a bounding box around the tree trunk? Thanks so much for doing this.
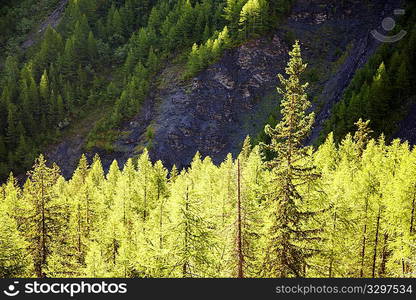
[183,186,190,278]
[40,173,46,278]
[379,233,388,277]
[113,238,117,265]
[406,191,416,276]
[371,206,381,278]
[236,159,244,278]
[360,200,369,277]
[86,192,90,235]
[159,185,163,250]
[143,174,148,222]
[78,204,82,254]
[410,192,415,234]
[329,211,337,277]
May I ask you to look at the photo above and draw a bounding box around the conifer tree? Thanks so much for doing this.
[223,0,247,34]
[84,242,108,277]
[0,208,31,277]
[6,103,17,149]
[22,155,61,278]
[354,119,373,157]
[67,155,93,265]
[142,160,172,277]
[261,41,319,277]
[239,0,268,38]
[136,149,154,223]
[236,144,265,277]
[170,155,216,277]
[87,31,97,61]
[46,178,81,278]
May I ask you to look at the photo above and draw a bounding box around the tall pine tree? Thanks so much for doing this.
[261,41,319,277]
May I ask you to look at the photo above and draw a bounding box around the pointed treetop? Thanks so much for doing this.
[169,164,179,183]
[263,40,314,162]
[239,136,252,160]
[354,118,373,156]
[72,154,89,183]
[107,160,120,182]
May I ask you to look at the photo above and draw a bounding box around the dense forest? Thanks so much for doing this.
[1,42,416,278]
[0,0,416,279]
[0,0,293,180]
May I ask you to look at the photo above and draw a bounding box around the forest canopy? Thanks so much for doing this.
[1,42,415,278]
[1,126,415,278]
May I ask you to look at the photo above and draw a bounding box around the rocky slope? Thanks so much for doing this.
[46,0,403,177]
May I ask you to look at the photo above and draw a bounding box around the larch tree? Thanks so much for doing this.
[136,149,154,225]
[170,154,216,278]
[234,142,266,277]
[22,155,62,278]
[239,0,268,39]
[0,208,31,277]
[84,241,109,278]
[45,177,81,278]
[111,159,137,277]
[144,160,171,277]
[67,155,91,264]
[214,153,236,277]
[223,0,247,34]
[0,174,31,277]
[353,119,373,157]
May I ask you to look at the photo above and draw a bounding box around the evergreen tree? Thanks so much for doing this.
[223,0,247,34]
[22,155,62,278]
[170,155,216,277]
[39,70,49,102]
[239,0,268,39]
[0,208,31,277]
[84,242,108,277]
[353,119,373,157]
[87,31,97,61]
[261,41,319,277]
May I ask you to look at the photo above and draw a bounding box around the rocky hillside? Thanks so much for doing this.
[46,0,403,177]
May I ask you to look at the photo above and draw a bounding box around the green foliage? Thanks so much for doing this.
[239,0,269,39]
[22,155,62,277]
[184,26,231,78]
[184,0,293,78]
[320,4,416,145]
[2,126,416,278]
[261,41,319,277]
[0,179,32,277]
[1,41,415,279]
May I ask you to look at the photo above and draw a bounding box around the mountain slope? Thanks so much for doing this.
[46,0,403,176]
[320,1,415,144]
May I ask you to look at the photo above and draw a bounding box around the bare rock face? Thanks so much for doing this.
[214,73,235,90]
[148,34,289,169]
